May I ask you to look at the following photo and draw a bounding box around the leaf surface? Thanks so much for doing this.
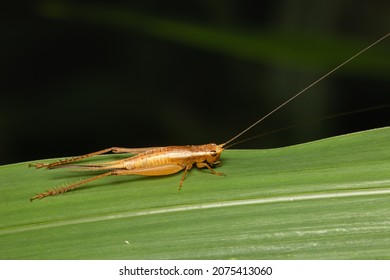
[1,127,390,259]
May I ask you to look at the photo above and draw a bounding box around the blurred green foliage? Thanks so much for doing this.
[1,1,389,164]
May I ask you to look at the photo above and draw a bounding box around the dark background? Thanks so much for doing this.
[1,0,389,165]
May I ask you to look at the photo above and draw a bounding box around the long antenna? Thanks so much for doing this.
[223,32,390,147]
[224,103,390,149]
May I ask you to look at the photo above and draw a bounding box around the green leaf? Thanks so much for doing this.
[1,127,390,259]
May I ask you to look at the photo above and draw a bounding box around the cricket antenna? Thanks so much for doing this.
[223,32,390,147]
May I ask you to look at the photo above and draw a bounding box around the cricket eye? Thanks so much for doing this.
[210,150,217,157]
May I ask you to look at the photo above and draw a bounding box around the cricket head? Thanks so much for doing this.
[201,143,224,166]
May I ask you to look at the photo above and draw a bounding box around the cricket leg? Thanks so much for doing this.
[179,164,193,190]
[30,171,117,201]
[112,147,161,154]
[30,164,186,201]
[196,162,224,176]
[30,147,148,169]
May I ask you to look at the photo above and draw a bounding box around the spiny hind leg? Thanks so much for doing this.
[30,164,185,201]
[30,147,134,169]
[30,171,118,201]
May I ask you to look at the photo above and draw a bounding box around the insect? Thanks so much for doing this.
[30,33,389,201]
